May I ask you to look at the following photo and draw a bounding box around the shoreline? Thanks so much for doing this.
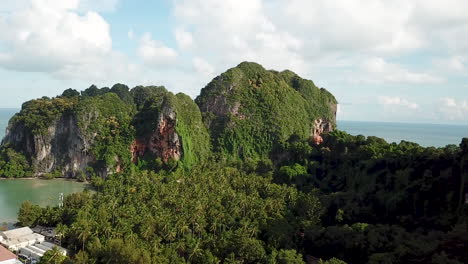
[0,177,88,183]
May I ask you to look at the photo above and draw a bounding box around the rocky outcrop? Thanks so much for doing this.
[150,106,182,161]
[2,114,94,177]
[131,105,182,162]
[312,119,334,145]
[198,94,245,126]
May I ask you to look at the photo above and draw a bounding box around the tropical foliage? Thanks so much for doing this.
[196,62,337,160]
[18,134,468,263]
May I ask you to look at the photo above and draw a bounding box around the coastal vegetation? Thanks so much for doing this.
[0,62,466,263]
[16,133,468,264]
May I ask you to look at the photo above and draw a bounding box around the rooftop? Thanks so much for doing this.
[0,244,16,261]
[1,227,33,240]
[1,233,44,247]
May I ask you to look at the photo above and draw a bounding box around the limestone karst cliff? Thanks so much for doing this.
[3,112,94,177]
[0,62,337,177]
[1,86,210,177]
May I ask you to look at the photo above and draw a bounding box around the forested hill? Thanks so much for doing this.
[1,62,467,264]
[196,62,337,160]
[0,62,336,178]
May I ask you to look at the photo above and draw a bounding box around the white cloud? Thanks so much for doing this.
[174,27,194,50]
[379,96,420,110]
[433,56,467,73]
[279,0,419,54]
[0,0,112,73]
[437,98,468,121]
[128,29,134,40]
[278,0,468,55]
[192,57,214,76]
[0,0,120,12]
[52,51,144,84]
[173,0,307,74]
[78,0,120,12]
[170,0,468,91]
[359,57,443,84]
[137,33,178,67]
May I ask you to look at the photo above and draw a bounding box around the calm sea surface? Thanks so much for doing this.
[338,120,468,148]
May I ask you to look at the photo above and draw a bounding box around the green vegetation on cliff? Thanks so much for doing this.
[131,86,211,170]
[10,96,79,135]
[171,93,211,169]
[76,92,135,172]
[0,84,211,178]
[196,62,337,160]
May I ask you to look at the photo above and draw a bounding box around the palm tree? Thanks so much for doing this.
[55,223,67,246]
[76,224,91,251]
[39,246,65,264]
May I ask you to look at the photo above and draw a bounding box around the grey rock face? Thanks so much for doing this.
[2,114,94,177]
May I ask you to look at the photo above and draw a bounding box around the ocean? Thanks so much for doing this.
[338,120,468,148]
[0,109,466,147]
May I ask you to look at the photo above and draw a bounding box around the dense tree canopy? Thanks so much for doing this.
[17,132,468,263]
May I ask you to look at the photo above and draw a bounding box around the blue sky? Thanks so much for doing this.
[0,0,467,124]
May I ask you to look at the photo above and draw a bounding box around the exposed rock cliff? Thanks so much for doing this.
[1,88,211,177]
[131,103,182,163]
[2,113,94,176]
[312,119,334,145]
[131,90,211,169]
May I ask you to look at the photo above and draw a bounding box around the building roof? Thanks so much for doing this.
[1,233,44,248]
[1,227,33,240]
[0,244,16,261]
[40,242,67,255]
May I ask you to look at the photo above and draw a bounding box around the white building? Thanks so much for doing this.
[0,227,44,251]
[18,242,67,262]
[0,245,22,264]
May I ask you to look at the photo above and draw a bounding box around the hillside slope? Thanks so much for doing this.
[196,62,337,160]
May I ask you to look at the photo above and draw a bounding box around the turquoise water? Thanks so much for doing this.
[338,120,468,148]
[0,179,88,224]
